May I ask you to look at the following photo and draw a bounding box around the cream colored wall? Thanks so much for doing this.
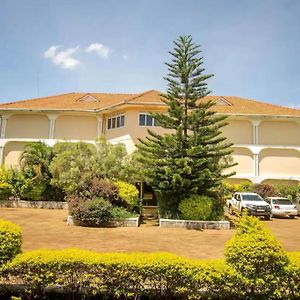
[230,148,253,175]
[105,109,170,144]
[55,115,97,140]
[259,149,300,176]
[259,120,300,146]
[221,120,253,144]
[3,142,27,167]
[6,114,49,139]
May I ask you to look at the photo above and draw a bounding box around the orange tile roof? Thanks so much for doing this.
[0,90,300,117]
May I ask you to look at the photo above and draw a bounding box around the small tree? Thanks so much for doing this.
[137,35,235,215]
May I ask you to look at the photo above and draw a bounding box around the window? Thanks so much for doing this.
[139,113,159,127]
[107,114,125,130]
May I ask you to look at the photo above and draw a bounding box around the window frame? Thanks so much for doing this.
[107,113,125,130]
[138,112,159,127]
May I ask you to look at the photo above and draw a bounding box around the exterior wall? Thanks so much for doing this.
[105,108,170,145]
[221,120,253,144]
[259,149,300,176]
[259,120,300,146]
[6,114,49,139]
[55,115,97,140]
[231,148,253,175]
[3,141,27,167]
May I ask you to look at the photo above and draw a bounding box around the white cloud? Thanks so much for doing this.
[86,43,110,59]
[44,45,80,70]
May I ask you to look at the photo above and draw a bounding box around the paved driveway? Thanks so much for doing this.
[0,208,299,259]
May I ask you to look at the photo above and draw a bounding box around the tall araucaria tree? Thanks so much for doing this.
[137,35,236,213]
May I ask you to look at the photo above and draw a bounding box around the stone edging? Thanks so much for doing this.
[0,200,68,209]
[159,218,230,230]
[67,215,140,227]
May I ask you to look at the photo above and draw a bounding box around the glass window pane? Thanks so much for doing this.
[112,117,116,128]
[139,114,146,126]
[117,116,121,128]
[108,118,111,129]
[146,114,153,126]
[120,115,125,127]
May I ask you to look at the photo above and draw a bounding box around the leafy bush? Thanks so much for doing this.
[225,214,289,297]
[179,195,213,220]
[111,206,135,219]
[0,219,22,265]
[253,183,276,198]
[275,184,300,201]
[70,197,113,226]
[2,247,300,299]
[87,177,119,203]
[114,180,139,209]
[0,182,13,200]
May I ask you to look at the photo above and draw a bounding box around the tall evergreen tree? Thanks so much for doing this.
[137,35,235,213]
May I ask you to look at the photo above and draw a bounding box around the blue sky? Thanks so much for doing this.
[1,0,300,106]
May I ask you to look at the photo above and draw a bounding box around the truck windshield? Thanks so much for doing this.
[242,194,263,201]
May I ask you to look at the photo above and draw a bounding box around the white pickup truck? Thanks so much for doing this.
[227,192,271,220]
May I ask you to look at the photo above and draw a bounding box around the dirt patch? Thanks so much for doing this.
[0,208,299,259]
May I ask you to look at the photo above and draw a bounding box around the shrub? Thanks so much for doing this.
[70,197,113,226]
[179,195,213,220]
[225,214,289,297]
[87,177,119,204]
[0,219,22,265]
[0,182,13,200]
[253,183,276,198]
[114,180,139,209]
[275,184,300,201]
[111,206,135,219]
[285,252,300,298]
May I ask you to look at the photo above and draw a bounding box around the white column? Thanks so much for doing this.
[97,115,103,138]
[251,120,261,145]
[252,146,261,177]
[47,114,58,139]
[0,146,4,165]
[0,115,10,138]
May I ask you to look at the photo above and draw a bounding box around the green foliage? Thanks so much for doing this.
[111,206,135,219]
[114,180,139,209]
[179,195,213,220]
[50,142,97,195]
[0,219,22,265]
[137,35,235,214]
[70,197,113,226]
[225,214,289,297]
[285,252,300,298]
[275,184,300,201]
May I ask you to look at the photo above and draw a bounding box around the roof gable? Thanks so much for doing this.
[215,97,232,106]
[76,94,100,102]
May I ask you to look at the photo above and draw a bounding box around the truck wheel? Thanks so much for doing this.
[264,215,271,220]
[229,205,234,215]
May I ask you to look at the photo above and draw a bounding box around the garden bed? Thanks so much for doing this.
[0,200,67,209]
[67,215,140,227]
[159,218,230,230]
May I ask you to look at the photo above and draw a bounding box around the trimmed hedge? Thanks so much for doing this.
[0,219,22,265]
[2,249,300,299]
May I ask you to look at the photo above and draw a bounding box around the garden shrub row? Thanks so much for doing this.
[0,219,22,265]
[1,249,300,299]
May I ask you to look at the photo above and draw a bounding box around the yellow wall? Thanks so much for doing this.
[55,115,97,140]
[259,149,300,176]
[259,120,300,146]
[221,120,253,144]
[3,142,27,167]
[105,109,170,144]
[6,114,49,139]
[230,148,253,175]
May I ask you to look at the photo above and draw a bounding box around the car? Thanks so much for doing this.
[227,192,271,220]
[265,197,298,218]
